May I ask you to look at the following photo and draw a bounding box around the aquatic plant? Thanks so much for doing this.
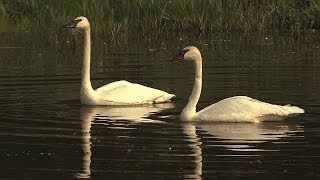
[0,0,320,35]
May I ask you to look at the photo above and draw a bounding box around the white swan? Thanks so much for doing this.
[170,46,304,122]
[64,16,175,105]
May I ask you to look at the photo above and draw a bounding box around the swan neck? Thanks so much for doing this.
[195,57,202,79]
[181,57,202,121]
[81,27,94,94]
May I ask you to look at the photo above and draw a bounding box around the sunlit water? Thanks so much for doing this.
[0,32,319,179]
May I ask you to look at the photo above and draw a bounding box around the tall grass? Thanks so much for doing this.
[1,0,320,36]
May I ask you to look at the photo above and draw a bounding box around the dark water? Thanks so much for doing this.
[0,31,319,179]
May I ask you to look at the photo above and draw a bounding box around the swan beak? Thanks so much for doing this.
[63,19,82,28]
[170,49,188,61]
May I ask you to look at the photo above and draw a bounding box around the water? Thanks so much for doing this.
[0,31,319,179]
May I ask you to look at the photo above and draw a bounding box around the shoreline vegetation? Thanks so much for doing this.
[1,0,320,36]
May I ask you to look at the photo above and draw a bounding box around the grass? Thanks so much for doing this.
[1,0,320,36]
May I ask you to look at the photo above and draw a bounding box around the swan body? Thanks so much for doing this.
[196,96,304,122]
[64,16,174,105]
[82,79,174,105]
[170,46,304,122]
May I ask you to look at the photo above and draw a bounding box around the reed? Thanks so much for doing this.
[1,0,320,35]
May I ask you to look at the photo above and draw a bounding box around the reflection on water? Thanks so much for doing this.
[182,124,202,180]
[76,104,174,178]
[77,105,304,179]
[181,121,304,179]
[76,108,92,179]
[197,122,303,152]
[86,104,175,124]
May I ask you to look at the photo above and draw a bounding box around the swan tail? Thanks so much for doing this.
[258,104,304,122]
[284,104,305,114]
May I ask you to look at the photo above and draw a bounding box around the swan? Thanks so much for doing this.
[63,16,175,105]
[170,46,304,122]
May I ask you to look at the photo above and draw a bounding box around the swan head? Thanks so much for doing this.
[170,46,201,62]
[64,16,90,30]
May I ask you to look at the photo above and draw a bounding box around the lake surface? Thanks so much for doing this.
[0,31,319,179]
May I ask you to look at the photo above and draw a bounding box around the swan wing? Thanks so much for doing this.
[95,82,175,105]
[95,80,132,92]
[196,96,304,122]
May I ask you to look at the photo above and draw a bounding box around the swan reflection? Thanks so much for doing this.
[182,124,202,180]
[182,122,303,179]
[75,103,174,178]
[197,122,303,151]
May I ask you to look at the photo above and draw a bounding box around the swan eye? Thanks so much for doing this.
[183,49,190,53]
[181,49,190,57]
[170,49,189,61]
[64,19,82,28]
[73,19,82,24]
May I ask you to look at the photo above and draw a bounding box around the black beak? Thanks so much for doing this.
[63,19,82,28]
[170,49,189,61]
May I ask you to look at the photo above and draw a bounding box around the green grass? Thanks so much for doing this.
[1,0,320,36]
